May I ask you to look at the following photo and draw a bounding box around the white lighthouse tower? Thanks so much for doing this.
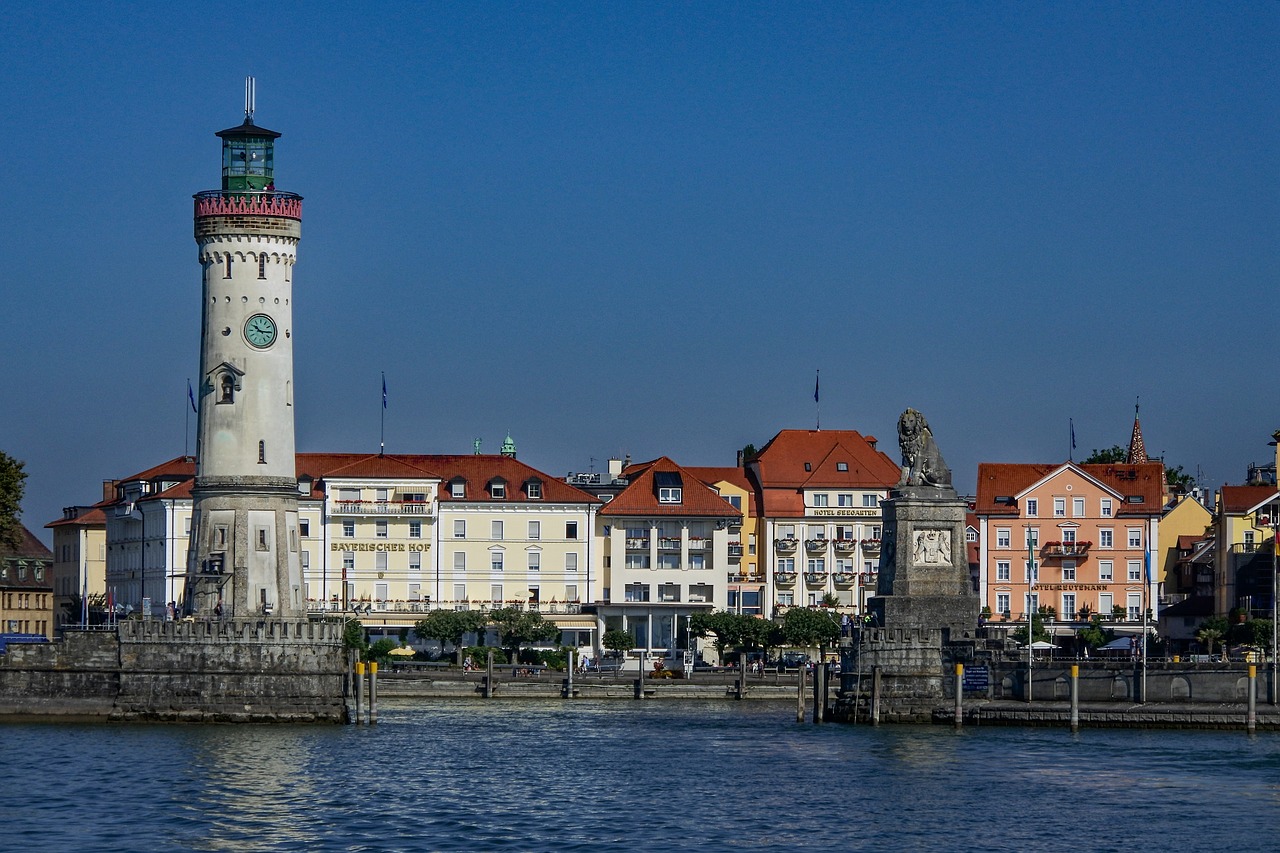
[187,79,304,618]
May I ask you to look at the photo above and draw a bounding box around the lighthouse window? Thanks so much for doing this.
[224,256,232,279]
[258,441,266,464]
[219,374,235,404]
[258,255,266,279]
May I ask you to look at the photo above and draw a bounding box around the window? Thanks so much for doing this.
[300,519,310,537]
[862,494,879,507]
[996,529,1011,549]
[375,551,387,572]
[1053,498,1065,517]
[342,551,354,571]
[453,583,467,603]
[807,558,825,573]
[1062,560,1076,581]
[376,488,389,502]
[409,551,421,571]
[808,525,826,540]
[777,557,795,572]
[996,592,1011,617]
[342,521,355,538]
[409,521,421,539]
[1062,528,1076,544]
[725,494,742,510]
[491,520,503,540]
[1025,560,1038,583]
[258,441,266,464]
[1026,498,1038,517]
[835,558,853,573]
[1099,593,1113,615]
[451,481,465,498]
[1100,499,1113,518]
[491,584,504,604]
[748,534,756,556]
[777,592,794,607]
[528,552,540,572]
[300,551,310,571]
[490,482,506,500]
[565,553,578,572]
[1244,530,1256,549]
[625,583,650,602]
[1099,529,1113,548]
[565,584,578,602]
[526,481,542,499]
[837,494,854,507]
[1072,498,1085,518]
[965,528,977,542]
[837,462,848,472]
[256,528,269,551]
[491,551,504,572]
[996,560,1011,581]
[376,520,388,538]
[223,255,232,278]
[566,522,578,540]
[658,486,682,503]
[453,519,466,539]
[813,494,829,507]
[626,553,650,569]
[339,488,359,502]
[528,520,540,540]
[658,584,681,602]
[1025,528,1038,549]
[658,553,680,570]
[1127,560,1142,582]
[1127,593,1141,621]
[453,552,466,571]
[1062,593,1076,620]
[1099,560,1114,581]
[1127,529,1142,549]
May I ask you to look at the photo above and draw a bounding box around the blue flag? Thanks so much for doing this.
[187,379,197,413]
[814,370,820,404]
[382,374,387,410]
[1070,418,1076,450]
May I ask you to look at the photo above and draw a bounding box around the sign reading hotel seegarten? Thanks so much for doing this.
[810,509,880,517]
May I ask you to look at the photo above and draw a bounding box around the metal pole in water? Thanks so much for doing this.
[870,666,881,726]
[796,664,806,723]
[954,663,963,728]
[485,649,494,699]
[565,649,575,699]
[368,661,378,725]
[1248,664,1257,733]
[1070,664,1079,733]
[354,660,365,725]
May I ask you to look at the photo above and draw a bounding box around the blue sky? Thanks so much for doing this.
[2,2,1276,541]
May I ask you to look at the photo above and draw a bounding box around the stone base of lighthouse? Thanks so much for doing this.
[189,477,304,619]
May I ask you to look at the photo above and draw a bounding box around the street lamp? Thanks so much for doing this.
[1268,431,1280,706]
[1025,523,1036,703]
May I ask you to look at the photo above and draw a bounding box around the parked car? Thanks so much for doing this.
[772,653,810,672]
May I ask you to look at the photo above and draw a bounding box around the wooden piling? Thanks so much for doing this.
[870,666,881,726]
[796,664,806,723]
[368,661,378,725]
[1248,664,1257,733]
[1070,664,1079,732]
[354,660,365,725]
[954,663,963,728]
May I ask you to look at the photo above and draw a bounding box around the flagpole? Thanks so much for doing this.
[814,369,821,431]
[185,379,190,458]
[380,372,386,456]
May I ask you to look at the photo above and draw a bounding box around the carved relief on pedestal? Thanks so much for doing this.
[911,528,952,567]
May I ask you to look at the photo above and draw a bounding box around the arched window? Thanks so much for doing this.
[258,441,266,464]
[258,254,267,279]
[224,256,232,279]
[219,374,235,404]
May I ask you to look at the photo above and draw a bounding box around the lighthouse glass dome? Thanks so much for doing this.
[216,119,282,193]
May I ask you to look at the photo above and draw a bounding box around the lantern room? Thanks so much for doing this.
[216,118,282,193]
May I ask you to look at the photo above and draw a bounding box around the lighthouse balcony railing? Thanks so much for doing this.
[193,189,303,219]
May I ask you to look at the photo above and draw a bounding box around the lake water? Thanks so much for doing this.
[3,699,1278,852]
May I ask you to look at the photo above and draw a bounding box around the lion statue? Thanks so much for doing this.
[897,408,952,488]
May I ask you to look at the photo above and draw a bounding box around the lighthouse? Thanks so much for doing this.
[187,79,304,618]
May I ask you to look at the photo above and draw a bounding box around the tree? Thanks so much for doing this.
[1082,445,1127,464]
[367,637,398,663]
[691,611,745,659]
[1197,616,1229,659]
[487,606,559,663]
[1165,464,1195,494]
[342,618,368,654]
[1077,615,1111,651]
[602,629,634,658]
[780,607,840,650]
[414,609,488,665]
[1010,612,1051,646]
[0,451,26,551]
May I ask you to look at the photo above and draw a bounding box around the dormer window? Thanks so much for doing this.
[837,462,848,472]
[450,479,466,499]
[525,480,543,500]
[489,480,507,500]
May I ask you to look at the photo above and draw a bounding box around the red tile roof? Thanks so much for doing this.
[974,462,1166,516]
[601,457,742,518]
[0,524,53,561]
[427,455,599,504]
[683,466,758,516]
[45,504,108,529]
[1220,485,1279,515]
[750,430,898,517]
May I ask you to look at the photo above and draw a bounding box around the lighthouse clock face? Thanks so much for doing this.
[244,313,277,348]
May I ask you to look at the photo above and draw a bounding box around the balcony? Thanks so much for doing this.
[688,537,709,550]
[194,189,303,220]
[658,538,682,550]
[625,538,650,550]
[727,542,744,557]
[775,571,797,585]
[332,500,429,515]
[805,538,828,554]
[861,539,881,553]
[775,537,799,554]
[1041,541,1092,558]
[833,539,857,554]
[832,572,855,586]
[804,571,829,585]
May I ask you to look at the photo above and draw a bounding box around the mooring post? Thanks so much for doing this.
[485,650,494,699]
[635,651,646,700]
[368,661,378,725]
[954,663,963,728]
[564,649,575,699]
[870,666,882,726]
[344,649,356,724]
[1248,664,1257,733]
[813,663,826,724]
[1070,664,1080,733]
[796,663,806,722]
[354,660,366,725]
[736,657,746,700]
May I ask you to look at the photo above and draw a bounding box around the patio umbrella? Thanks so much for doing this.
[387,646,416,656]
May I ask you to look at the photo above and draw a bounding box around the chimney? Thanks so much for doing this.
[102,480,116,503]
[736,449,744,467]
[608,458,623,478]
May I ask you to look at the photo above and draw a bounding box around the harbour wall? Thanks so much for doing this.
[0,620,347,723]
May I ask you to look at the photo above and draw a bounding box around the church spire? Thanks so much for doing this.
[1126,399,1148,464]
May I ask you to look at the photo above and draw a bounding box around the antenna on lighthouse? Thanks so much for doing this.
[244,76,256,122]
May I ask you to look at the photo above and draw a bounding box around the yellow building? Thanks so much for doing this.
[45,494,109,634]
[1157,493,1212,599]
[1,523,54,640]
[1214,484,1279,618]
[685,466,762,615]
